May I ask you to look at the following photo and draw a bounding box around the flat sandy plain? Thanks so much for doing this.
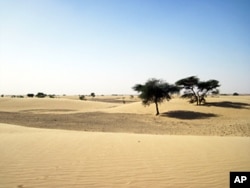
[0,95,250,187]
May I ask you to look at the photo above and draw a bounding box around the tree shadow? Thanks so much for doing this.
[161,110,218,120]
[205,101,250,109]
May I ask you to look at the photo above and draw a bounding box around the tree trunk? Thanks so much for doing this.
[155,102,160,115]
[191,87,199,105]
[196,95,199,105]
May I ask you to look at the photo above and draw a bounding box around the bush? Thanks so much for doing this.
[27,93,34,98]
[233,92,239,96]
[48,94,55,98]
[79,95,86,100]
[36,92,47,98]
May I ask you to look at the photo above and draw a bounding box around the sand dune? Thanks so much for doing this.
[0,123,250,188]
[0,96,249,187]
[0,97,119,114]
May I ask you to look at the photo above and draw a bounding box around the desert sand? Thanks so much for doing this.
[0,95,250,187]
[0,95,249,136]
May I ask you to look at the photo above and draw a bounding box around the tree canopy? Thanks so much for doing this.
[175,76,220,105]
[90,92,95,98]
[133,78,179,115]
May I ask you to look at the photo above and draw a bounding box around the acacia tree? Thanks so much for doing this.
[175,76,220,105]
[133,78,179,115]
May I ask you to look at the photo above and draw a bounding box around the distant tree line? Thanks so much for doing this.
[78,92,96,100]
[26,92,55,98]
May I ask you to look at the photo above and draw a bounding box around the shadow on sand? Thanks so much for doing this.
[161,110,218,120]
[205,101,250,109]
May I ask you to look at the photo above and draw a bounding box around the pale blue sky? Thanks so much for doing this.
[0,0,249,95]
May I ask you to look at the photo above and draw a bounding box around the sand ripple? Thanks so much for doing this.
[0,124,250,188]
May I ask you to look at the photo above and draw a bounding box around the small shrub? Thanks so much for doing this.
[79,95,86,100]
[48,94,55,98]
[27,93,34,98]
[36,92,47,98]
[233,92,239,96]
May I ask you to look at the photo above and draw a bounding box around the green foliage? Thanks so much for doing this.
[133,78,179,115]
[198,80,220,92]
[90,92,95,98]
[36,92,47,98]
[233,92,239,96]
[79,95,86,100]
[48,94,56,98]
[176,76,220,105]
[175,76,199,89]
[27,93,34,98]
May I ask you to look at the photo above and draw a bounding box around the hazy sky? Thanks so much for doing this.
[1,0,249,95]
